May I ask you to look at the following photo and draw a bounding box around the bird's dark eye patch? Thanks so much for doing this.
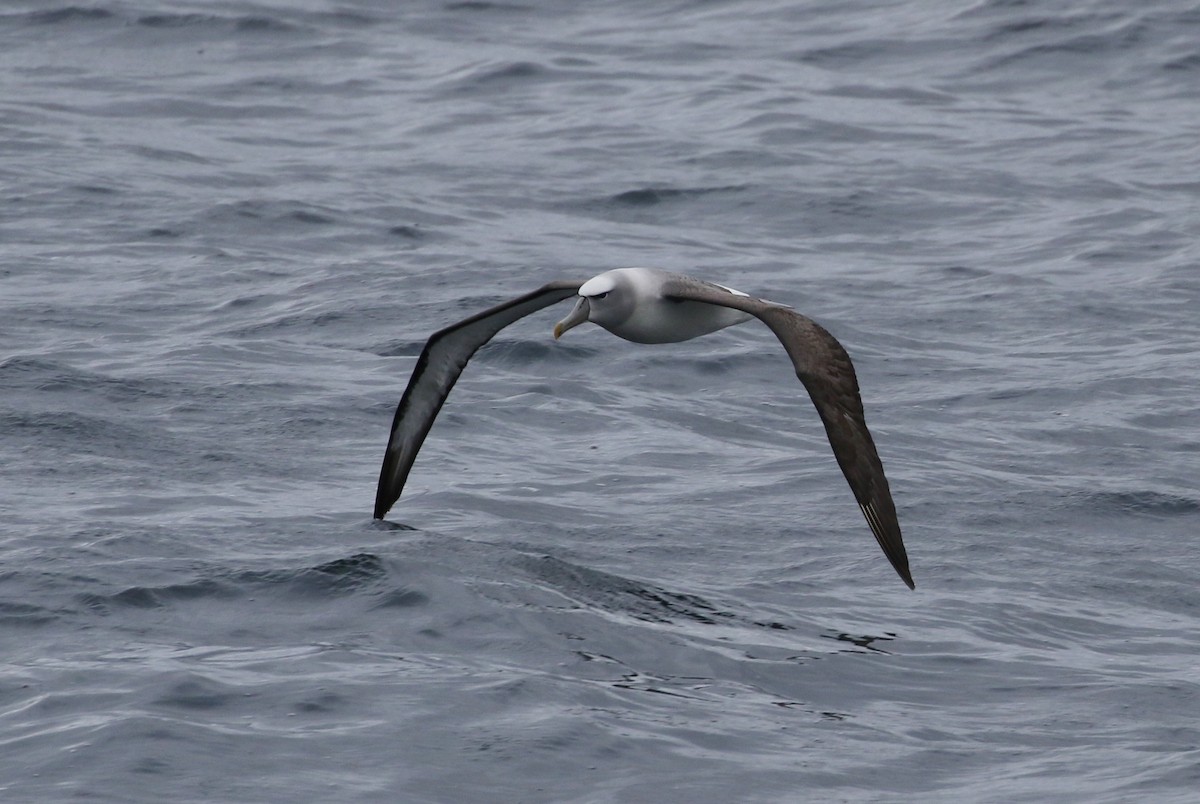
[593,291,609,300]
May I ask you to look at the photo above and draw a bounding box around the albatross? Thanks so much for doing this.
[374,267,915,589]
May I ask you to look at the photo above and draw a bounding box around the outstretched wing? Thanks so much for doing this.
[660,274,914,589]
[374,280,583,519]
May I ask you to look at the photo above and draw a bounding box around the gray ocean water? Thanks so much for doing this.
[2,0,1199,801]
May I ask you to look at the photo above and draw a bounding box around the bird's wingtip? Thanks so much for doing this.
[372,494,392,521]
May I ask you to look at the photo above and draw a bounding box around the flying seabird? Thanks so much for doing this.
[374,267,915,589]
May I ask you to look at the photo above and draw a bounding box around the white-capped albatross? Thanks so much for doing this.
[374,267,914,589]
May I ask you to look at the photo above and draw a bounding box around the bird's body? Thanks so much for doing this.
[374,267,915,589]
[565,267,753,344]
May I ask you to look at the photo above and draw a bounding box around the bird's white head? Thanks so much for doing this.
[553,268,640,339]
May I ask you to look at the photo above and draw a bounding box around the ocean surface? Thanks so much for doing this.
[2,0,1199,801]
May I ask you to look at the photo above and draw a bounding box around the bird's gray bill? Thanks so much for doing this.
[553,297,590,339]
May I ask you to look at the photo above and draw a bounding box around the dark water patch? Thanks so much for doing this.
[220,75,375,99]
[925,264,996,283]
[0,600,59,627]
[72,183,119,195]
[18,6,114,26]
[976,18,1154,73]
[1,355,64,379]
[369,518,419,532]
[289,209,335,225]
[979,12,1120,42]
[152,675,241,711]
[818,83,956,106]
[78,588,154,614]
[89,97,302,122]
[1067,490,1200,517]
[223,307,355,339]
[2,410,177,461]
[313,9,380,27]
[611,188,683,207]
[447,61,555,95]
[136,12,208,28]
[820,630,897,655]
[0,356,173,405]
[564,185,753,227]
[1164,51,1200,71]
[388,224,426,240]
[202,200,342,235]
[445,1,531,12]
[67,554,418,623]
[371,587,429,609]
[515,555,735,625]
[232,552,391,599]
[128,145,213,165]
[108,587,162,609]
[473,61,544,82]
[131,757,172,776]
[294,690,347,713]
[606,185,746,207]
[611,672,707,700]
[78,578,237,614]
[793,38,926,70]
[74,555,398,618]
[234,15,292,33]
[210,293,285,312]
[136,12,297,34]
[751,619,795,631]
[309,552,388,583]
[206,199,338,225]
[157,578,239,602]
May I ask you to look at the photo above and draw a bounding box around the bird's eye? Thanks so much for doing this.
[593,291,609,300]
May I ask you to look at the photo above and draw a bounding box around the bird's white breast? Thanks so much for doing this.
[602,267,752,344]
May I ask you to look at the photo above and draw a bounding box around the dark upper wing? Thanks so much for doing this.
[660,274,914,589]
[374,280,583,520]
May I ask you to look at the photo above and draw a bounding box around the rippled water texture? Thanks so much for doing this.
[2,1,1199,801]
